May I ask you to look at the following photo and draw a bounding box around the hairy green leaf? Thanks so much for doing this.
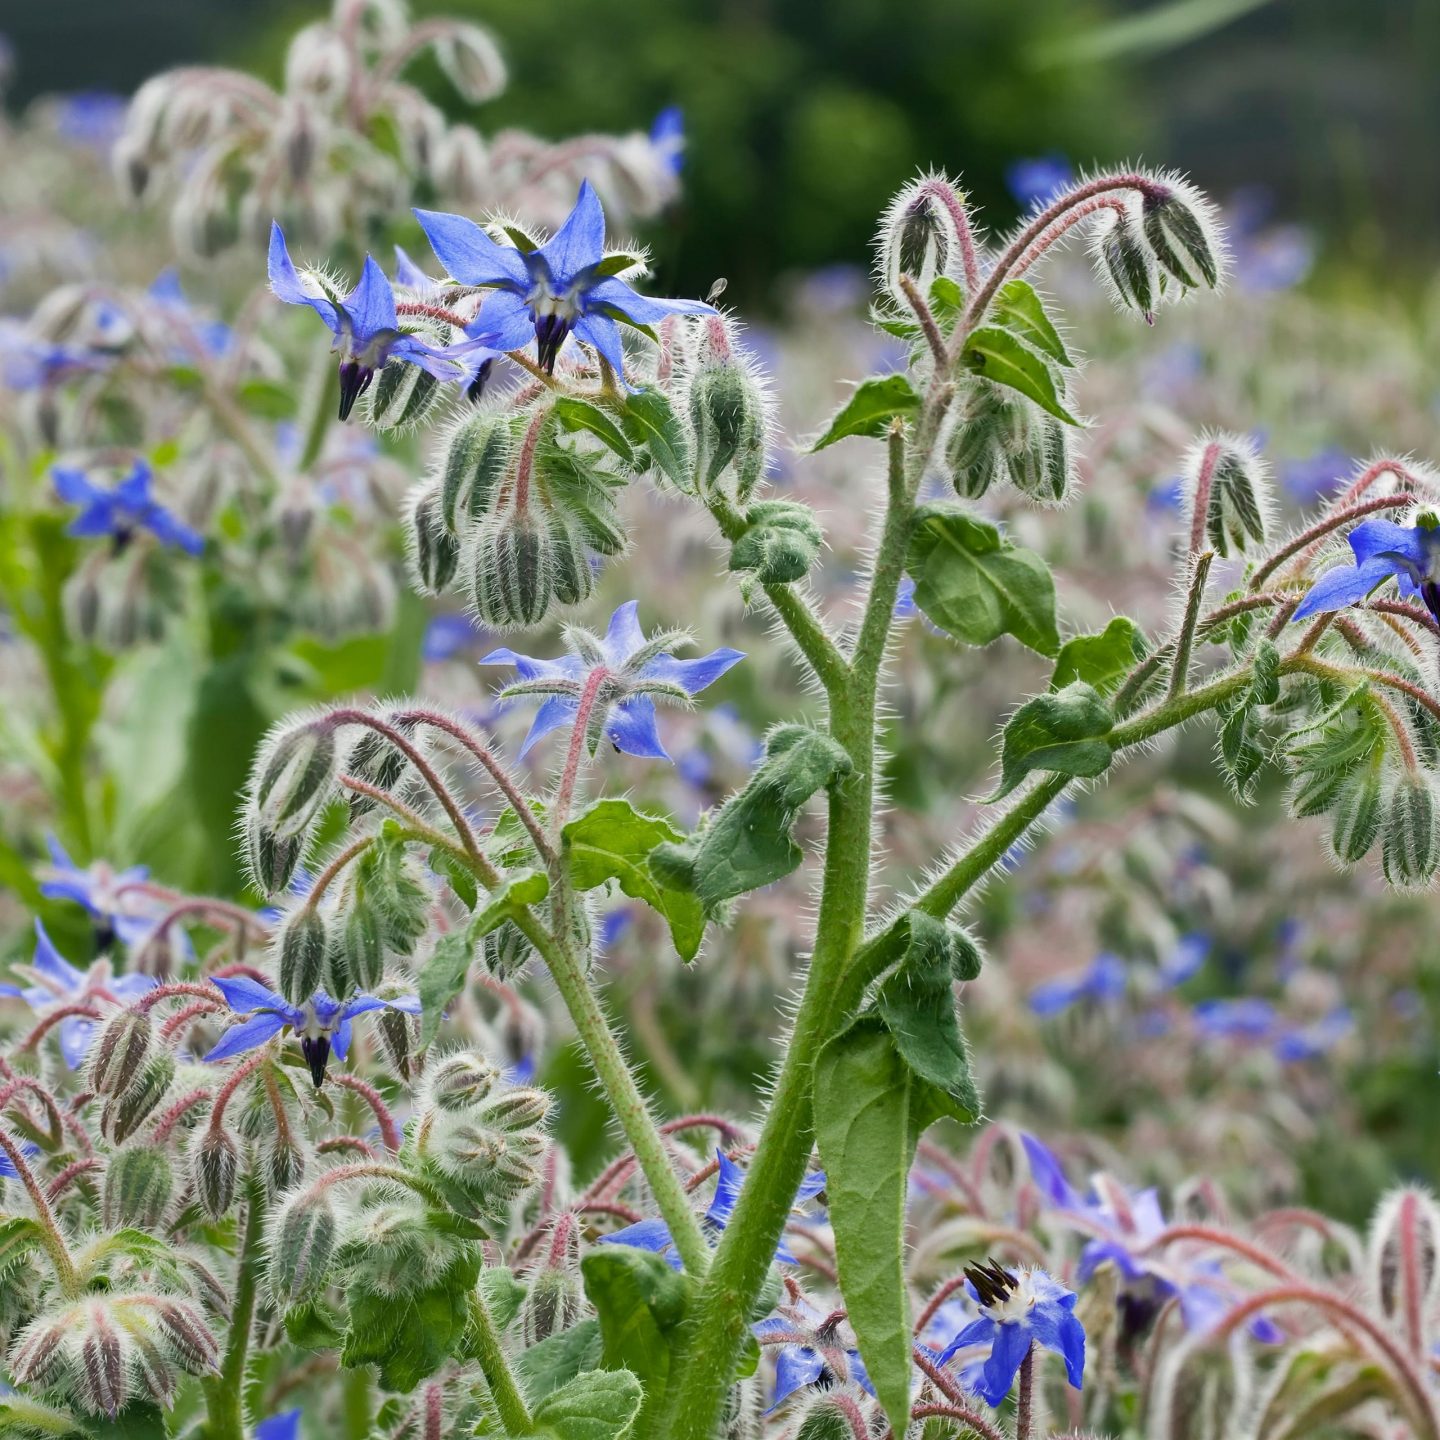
[1050,616,1148,693]
[961,324,1078,423]
[810,374,920,451]
[621,388,690,490]
[532,1369,644,1440]
[994,279,1073,367]
[994,682,1114,798]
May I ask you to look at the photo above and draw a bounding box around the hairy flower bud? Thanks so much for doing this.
[102,1053,175,1145]
[470,509,554,629]
[441,411,512,532]
[193,1126,240,1219]
[729,500,824,585]
[368,351,444,432]
[154,1299,220,1376]
[877,176,965,302]
[1382,771,1440,888]
[89,1008,154,1100]
[277,905,330,1005]
[478,1085,553,1134]
[1369,1186,1440,1334]
[1186,435,1270,558]
[426,1052,500,1112]
[407,482,461,596]
[1094,210,1155,316]
[103,1146,175,1229]
[1142,187,1222,291]
[689,318,768,503]
[266,1130,307,1197]
[433,24,507,103]
[247,815,305,897]
[484,918,534,981]
[521,1250,584,1345]
[254,721,339,840]
[334,899,385,994]
[1330,765,1383,864]
[343,714,419,821]
[268,1190,339,1303]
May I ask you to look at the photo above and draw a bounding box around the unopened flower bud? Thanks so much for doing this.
[479,1085,552,1134]
[483,918,533,981]
[433,24,507,103]
[1094,210,1155,317]
[440,411,512,532]
[154,1299,220,1376]
[254,721,339,840]
[427,1052,500,1112]
[1382,772,1440,888]
[1186,436,1270,558]
[268,1191,338,1303]
[103,1146,174,1229]
[266,1131,307,1197]
[284,22,352,99]
[546,511,597,608]
[729,500,823,585]
[277,905,329,1005]
[1330,765,1382,864]
[1142,186,1222,291]
[79,1311,128,1418]
[689,318,768,503]
[470,509,554,629]
[247,816,305,897]
[102,1053,175,1145]
[89,1008,154,1099]
[1370,1186,1440,1330]
[193,1126,240,1219]
[521,1218,584,1344]
[333,899,385,994]
[878,177,965,301]
[344,716,418,820]
[10,1315,69,1388]
[367,347,444,432]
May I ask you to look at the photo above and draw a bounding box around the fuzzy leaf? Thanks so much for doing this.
[620,388,690,489]
[994,279,1073,367]
[532,1369,644,1440]
[563,799,706,961]
[810,374,920,451]
[906,505,1059,656]
[651,725,852,912]
[1050,616,1147,693]
[994,682,1114,798]
[516,1318,604,1401]
[961,324,1078,423]
[553,396,636,466]
[479,1264,527,1332]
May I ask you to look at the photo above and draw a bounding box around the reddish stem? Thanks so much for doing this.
[152,1089,212,1144]
[1188,441,1222,556]
[329,1072,401,1154]
[550,667,609,838]
[46,1156,101,1201]
[1249,492,1414,590]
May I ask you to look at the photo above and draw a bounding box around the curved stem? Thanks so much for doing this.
[1248,493,1412,590]
[0,1124,78,1295]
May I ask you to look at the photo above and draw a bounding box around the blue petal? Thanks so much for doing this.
[846,1347,875,1397]
[414,208,530,290]
[597,1218,683,1269]
[211,974,290,1015]
[603,601,647,665]
[66,500,121,539]
[519,696,581,759]
[268,222,340,334]
[705,1149,746,1227]
[0,983,22,998]
[585,275,715,326]
[383,994,423,1015]
[344,255,398,342]
[769,1345,826,1410]
[794,1169,827,1202]
[112,973,160,1003]
[338,994,389,1020]
[1021,1133,1082,1209]
[52,467,105,507]
[606,697,669,760]
[536,181,607,288]
[1348,519,1428,569]
[142,503,205,555]
[204,1010,289,1062]
[937,1314,995,1365]
[255,1411,302,1440]
[641,648,746,697]
[115,461,152,510]
[974,1319,1032,1407]
[393,245,436,293]
[1028,972,1087,1016]
[32,920,85,992]
[468,289,538,352]
[1291,553,1405,620]
[59,1015,95,1070]
[1030,1302,1086,1390]
[572,313,628,383]
[332,1016,353,1061]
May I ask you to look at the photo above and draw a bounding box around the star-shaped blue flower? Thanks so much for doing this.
[268,222,498,420]
[203,975,421,1088]
[53,459,204,555]
[1292,517,1440,624]
[600,1149,825,1271]
[753,1290,874,1412]
[415,180,714,377]
[481,600,744,761]
[935,1261,1085,1408]
[0,920,156,1069]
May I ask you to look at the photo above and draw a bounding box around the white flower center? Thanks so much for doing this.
[981,1274,1039,1325]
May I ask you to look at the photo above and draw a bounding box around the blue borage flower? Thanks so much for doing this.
[1005,153,1076,212]
[649,106,685,178]
[254,1410,301,1440]
[753,1288,874,1412]
[415,180,715,378]
[53,458,204,555]
[203,975,420,1088]
[0,920,156,1070]
[934,1260,1085,1409]
[1291,516,1440,624]
[1021,1134,1284,1344]
[267,222,499,421]
[1028,952,1127,1017]
[600,1149,825,1271]
[0,319,115,390]
[481,600,744,762]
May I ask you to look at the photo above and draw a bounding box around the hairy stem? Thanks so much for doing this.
[203,1174,265,1440]
[468,1280,533,1433]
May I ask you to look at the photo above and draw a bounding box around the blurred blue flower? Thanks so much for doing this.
[481,600,743,761]
[0,920,156,1069]
[255,1411,301,1440]
[54,91,127,150]
[1193,997,1277,1040]
[936,1260,1084,1407]
[268,222,494,419]
[1279,447,1350,505]
[1291,518,1440,623]
[0,1138,41,1184]
[0,321,113,390]
[1274,1006,1353,1063]
[650,105,685,176]
[423,613,487,663]
[150,269,231,358]
[753,1291,873,1411]
[601,1150,825,1271]
[204,975,420,1087]
[53,459,204,555]
[1006,153,1074,212]
[416,181,714,376]
[1226,186,1314,294]
[1029,952,1127,1017]
[1158,933,1209,990]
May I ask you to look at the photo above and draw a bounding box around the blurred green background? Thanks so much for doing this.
[2,0,1437,302]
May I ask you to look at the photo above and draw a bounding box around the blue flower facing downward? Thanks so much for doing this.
[268,222,497,420]
[936,1260,1085,1409]
[1292,517,1440,625]
[53,459,204,555]
[203,975,420,1088]
[753,1288,874,1412]
[482,600,743,762]
[415,180,714,378]
[600,1149,825,1271]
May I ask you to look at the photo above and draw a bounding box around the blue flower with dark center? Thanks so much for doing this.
[53,459,204,555]
[268,222,498,420]
[935,1260,1085,1408]
[0,920,156,1069]
[481,600,743,762]
[1292,517,1440,624]
[753,1289,873,1412]
[203,975,420,1088]
[415,180,714,377]
[1028,952,1127,1017]
[600,1149,825,1271]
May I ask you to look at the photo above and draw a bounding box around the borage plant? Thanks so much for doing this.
[9,9,1440,1440]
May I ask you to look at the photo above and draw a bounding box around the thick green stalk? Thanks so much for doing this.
[468,1281,533,1434]
[203,1176,265,1440]
[513,910,712,1276]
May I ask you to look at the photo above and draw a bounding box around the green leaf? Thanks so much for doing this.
[961,324,1078,424]
[581,1246,691,1428]
[284,1298,346,1351]
[993,682,1114,799]
[994,279,1073,367]
[1050,616,1147,693]
[562,799,706,961]
[651,724,853,912]
[906,505,1059,656]
[479,1264,527,1332]
[516,1319,604,1399]
[237,376,299,420]
[532,1369,644,1440]
[809,374,920,451]
[553,396,636,466]
[875,912,981,1122]
[415,871,549,1044]
[620,388,690,490]
[928,274,965,325]
[814,1018,957,1435]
